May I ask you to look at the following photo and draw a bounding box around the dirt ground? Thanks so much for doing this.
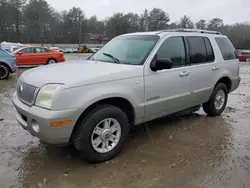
[0,56,250,188]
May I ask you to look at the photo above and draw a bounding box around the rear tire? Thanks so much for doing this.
[246,58,250,62]
[203,83,228,116]
[47,59,57,64]
[72,104,129,163]
[0,63,10,80]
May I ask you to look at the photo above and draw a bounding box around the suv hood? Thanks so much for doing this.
[20,60,143,88]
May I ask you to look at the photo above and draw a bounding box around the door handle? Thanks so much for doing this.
[179,71,190,77]
[212,66,219,71]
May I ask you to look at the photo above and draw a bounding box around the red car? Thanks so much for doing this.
[238,52,250,62]
[13,46,65,66]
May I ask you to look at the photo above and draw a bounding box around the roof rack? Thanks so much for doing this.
[157,28,221,35]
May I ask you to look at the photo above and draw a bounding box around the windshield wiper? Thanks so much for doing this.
[103,52,120,64]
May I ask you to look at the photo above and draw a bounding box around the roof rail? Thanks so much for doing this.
[157,28,221,35]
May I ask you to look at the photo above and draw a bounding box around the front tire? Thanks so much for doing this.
[0,63,10,80]
[246,58,250,62]
[203,83,228,116]
[72,105,129,163]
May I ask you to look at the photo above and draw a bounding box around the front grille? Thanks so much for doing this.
[17,81,37,105]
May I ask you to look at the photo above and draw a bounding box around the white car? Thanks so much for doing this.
[50,47,64,53]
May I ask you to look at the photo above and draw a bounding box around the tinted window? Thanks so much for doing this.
[204,38,215,62]
[157,37,186,67]
[187,36,207,64]
[91,35,159,65]
[36,48,49,53]
[21,48,35,54]
[215,37,237,60]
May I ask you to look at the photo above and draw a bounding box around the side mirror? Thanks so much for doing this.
[17,51,22,55]
[150,58,172,71]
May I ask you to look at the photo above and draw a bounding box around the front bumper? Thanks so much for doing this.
[12,92,83,144]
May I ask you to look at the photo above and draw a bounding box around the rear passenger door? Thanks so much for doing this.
[186,36,216,106]
[35,47,50,64]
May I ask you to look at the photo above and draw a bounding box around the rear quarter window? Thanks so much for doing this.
[215,37,237,60]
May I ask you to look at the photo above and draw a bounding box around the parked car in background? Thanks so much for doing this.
[10,46,25,52]
[13,46,65,66]
[50,47,64,53]
[64,48,72,53]
[78,45,93,53]
[13,29,240,163]
[64,48,76,53]
[238,51,250,62]
[0,49,17,79]
[90,48,100,53]
[0,41,26,52]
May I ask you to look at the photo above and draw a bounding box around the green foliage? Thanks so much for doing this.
[178,15,194,29]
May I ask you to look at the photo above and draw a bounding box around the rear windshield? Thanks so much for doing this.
[215,37,237,60]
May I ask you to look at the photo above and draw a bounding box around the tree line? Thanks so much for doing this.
[0,0,250,49]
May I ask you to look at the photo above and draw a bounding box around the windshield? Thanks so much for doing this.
[90,35,159,65]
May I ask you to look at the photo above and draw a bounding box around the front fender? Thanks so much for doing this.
[52,78,145,118]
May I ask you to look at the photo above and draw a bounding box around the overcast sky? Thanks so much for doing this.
[47,0,250,24]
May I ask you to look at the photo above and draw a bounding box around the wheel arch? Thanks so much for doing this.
[79,97,135,124]
[71,97,136,138]
[47,57,57,64]
[215,76,232,92]
[0,61,12,73]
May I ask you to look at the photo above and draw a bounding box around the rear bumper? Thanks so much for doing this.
[58,57,65,62]
[230,76,241,92]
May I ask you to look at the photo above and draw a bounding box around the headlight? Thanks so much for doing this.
[35,84,63,109]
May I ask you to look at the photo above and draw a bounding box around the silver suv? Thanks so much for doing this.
[13,29,240,162]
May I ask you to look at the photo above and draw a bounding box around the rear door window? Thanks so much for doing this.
[187,36,215,64]
[187,36,207,64]
[215,37,237,60]
[36,48,49,53]
[204,38,215,62]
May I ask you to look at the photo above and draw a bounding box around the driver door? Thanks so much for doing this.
[144,36,192,121]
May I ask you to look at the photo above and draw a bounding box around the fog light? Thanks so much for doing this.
[31,120,40,132]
